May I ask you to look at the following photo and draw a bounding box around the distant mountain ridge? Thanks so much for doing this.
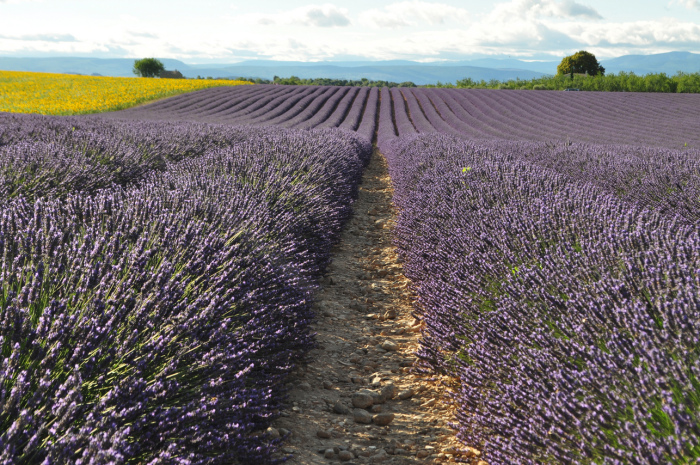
[602,51,700,75]
[0,52,698,85]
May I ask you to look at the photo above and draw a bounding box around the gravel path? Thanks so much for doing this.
[270,150,485,464]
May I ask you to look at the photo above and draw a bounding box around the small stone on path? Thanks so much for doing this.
[352,392,374,409]
[334,401,350,414]
[372,413,395,426]
[353,409,373,424]
[381,384,398,400]
[380,340,398,351]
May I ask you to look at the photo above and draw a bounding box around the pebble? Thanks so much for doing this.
[381,384,398,400]
[325,449,335,459]
[339,450,354,461]
[398,388,414,400]
[299,382,311,390]
[416,450,430,459]
[383,309,397,319]
[353,409,373,424]
[370,449,388,463]
[323,380,334,390]
[352,392,374,409]
[334,401,350,414]
[380,340,398,351]
[357,388,383,405]
[370,404,383,413]
[317,430,332,439]
[265,427,280,439]
[372,413,395,426]
[278,427,291,437]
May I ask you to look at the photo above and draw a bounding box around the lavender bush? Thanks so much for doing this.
[0,117,370,464]
[384,133,700,464]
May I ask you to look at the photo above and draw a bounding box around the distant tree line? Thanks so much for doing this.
[423,50,700,93]
[424,71,700,93]
[234,75,417,87]
[133,53,700,92]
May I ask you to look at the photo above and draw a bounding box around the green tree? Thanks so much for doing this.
[133,58,165,78]
[557,51,605,76]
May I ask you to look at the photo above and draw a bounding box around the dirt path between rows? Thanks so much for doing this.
[270,150,484,465]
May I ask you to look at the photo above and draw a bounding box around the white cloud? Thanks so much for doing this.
[0,33,77,42]
[128,31,158,39]
[304,5,351,27]
[568,18,700,47]
[344,0,696,60]
[249,4,351,28]
[360,1,471,29]
[488,0,603,22]
[672,0,700,9]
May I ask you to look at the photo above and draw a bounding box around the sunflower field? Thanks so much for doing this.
[0,70,252,115]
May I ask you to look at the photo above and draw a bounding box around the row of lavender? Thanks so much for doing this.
[0,114,260,202]
[110,85,379,143]
[0,113,371,464]
[111,85,700,149]
[383,132,700,464]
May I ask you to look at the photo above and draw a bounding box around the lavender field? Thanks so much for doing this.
[2,85,700,464]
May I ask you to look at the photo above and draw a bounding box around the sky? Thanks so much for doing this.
[1,0,699,63]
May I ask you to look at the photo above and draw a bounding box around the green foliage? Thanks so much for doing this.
[425,71,700,93]
[557,50,605,76]
[133,58,165,78]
